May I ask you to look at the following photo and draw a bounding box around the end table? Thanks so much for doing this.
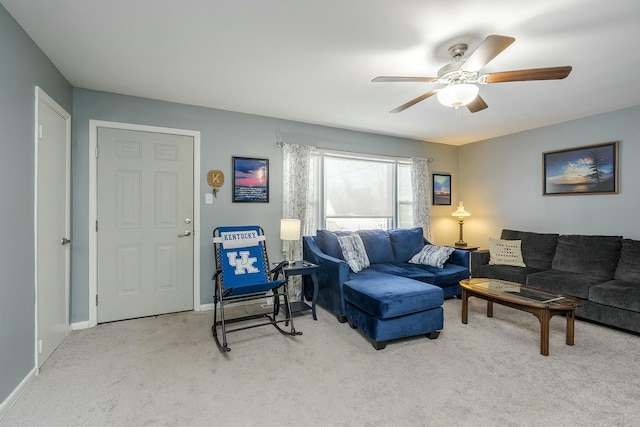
[273,261,319,320]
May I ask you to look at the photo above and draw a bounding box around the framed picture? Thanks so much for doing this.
[432,173,452,205]
[232,156,269,203]
[543,141,618,196]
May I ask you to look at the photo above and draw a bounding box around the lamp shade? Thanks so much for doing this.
[437,83,479,108]
[280,219,301,241]
[451,202,470,218]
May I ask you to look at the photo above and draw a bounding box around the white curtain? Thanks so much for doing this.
[410,157,433,242]
[282,143,318,295]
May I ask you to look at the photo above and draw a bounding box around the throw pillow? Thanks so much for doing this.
[337,233,370,273]
[488,238,526,267]
[408,244,455,269]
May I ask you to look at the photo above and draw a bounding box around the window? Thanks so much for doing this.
[321,151,412,231]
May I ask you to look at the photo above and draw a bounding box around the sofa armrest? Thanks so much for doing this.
[447,248,470,269]
[470,250,490,270]
[303,236,350,318]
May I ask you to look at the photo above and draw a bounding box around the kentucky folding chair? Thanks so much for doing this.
[212,225,302,352]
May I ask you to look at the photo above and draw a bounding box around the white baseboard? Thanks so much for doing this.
[70,321,91,330]
[197,303,215,311]
[0,367,36,421]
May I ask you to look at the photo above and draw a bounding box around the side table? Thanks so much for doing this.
[447,246,479,252]
[273,261,319,320]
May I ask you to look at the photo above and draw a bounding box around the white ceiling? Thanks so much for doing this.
[3,0,640,145]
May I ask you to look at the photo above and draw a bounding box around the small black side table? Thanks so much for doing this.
[273,261,319,320]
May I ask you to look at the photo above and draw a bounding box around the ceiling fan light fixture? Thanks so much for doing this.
[437,82,479,109]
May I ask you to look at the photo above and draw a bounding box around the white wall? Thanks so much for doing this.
[457,105,640,248]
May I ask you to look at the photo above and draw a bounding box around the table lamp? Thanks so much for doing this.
[451,202,471,247]
[280,218,301,266]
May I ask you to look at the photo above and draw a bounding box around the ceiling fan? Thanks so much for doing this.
[373,35,572,113]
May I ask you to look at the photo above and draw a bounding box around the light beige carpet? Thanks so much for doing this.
[2,298,639,426]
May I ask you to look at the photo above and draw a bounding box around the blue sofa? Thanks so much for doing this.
[302,227,470,349]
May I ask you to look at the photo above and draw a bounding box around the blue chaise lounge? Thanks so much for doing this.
[303,227,470,349]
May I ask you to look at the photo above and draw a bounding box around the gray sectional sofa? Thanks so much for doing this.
[471,229,640,334]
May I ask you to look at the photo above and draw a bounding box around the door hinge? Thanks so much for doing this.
[96,294,98,306]
[96,220,98,232]
[95,145,99,158]
[38,124,43,139]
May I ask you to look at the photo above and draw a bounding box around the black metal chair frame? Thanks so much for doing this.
[212,226,302,352]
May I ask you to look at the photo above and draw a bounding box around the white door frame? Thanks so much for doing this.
[34,87,71,368]
[88,120,202,327]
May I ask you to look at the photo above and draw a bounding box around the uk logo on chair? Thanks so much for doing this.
[212,225,302,352]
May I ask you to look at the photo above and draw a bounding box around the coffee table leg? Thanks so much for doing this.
[566,309,575,346]
[487,301,493,318]
[540,308,550,356]
[461,289,468,324]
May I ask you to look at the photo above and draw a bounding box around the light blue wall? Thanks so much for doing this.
[458,106,640,247]
[0,5,72,406]
[71,89,459,322]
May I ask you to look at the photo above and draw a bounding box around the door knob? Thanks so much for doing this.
[184,218,191,224]
[60,237,71,246]
[178,231,192,238]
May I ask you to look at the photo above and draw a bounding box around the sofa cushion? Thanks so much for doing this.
[337,234,370,273]
[409,244,455,268]
[526,270,610,299]
[589,280,640,312]
[343,270,443,319]
[356,229,395,263]
[473,264,546,285]
[501,229,559,269]
[388,227,424,262]
[416,263,470,287]
[315,230,351,260]
[369,263,436,284]
[488,238,526,267]
[552,234,622,279]
[614,239,640,284]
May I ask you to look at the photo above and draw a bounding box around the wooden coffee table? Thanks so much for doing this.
[460,278,583,356]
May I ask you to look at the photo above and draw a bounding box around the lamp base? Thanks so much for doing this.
[454,241,467,247]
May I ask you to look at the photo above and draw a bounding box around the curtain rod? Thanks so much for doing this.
[275,140,433,162]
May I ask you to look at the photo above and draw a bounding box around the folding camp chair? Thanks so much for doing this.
[212,225,302,352]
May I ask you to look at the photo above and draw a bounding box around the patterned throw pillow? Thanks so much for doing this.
[337,233,370,273]
[408,244,455,269]
[488,238,526,267]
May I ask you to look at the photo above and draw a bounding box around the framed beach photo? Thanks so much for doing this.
[232,156,269,202]
[543,141,618,196]
[432,173,452,205]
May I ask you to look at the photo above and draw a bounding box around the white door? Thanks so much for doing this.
[97,128,194,323]
[36,89,70,367]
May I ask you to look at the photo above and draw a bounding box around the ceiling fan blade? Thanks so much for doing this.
[390,90,438,113]
[372,76,437,83]
[466,95,488,113]
[461,35,516,72]
[481,66,573,83]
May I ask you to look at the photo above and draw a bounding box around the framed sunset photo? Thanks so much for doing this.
[432,173,452,205]
[232,156,269,202]
[543,141,618,196]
